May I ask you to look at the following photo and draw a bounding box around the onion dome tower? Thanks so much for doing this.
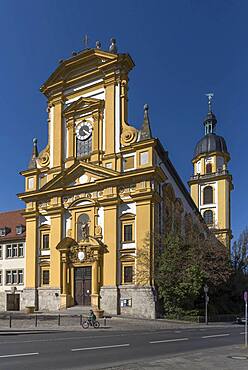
[188,94,233,249]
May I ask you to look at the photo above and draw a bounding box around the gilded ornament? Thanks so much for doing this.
[95,225,102,237]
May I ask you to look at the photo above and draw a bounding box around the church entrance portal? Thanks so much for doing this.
[74,267,92,306]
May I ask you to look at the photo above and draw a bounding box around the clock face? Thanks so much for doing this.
[76,121,92,141]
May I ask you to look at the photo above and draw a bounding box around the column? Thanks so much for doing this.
[62,260,67,295]
[91,260,99,309]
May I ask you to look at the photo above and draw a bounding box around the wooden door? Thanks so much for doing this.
[74,267,92,306]
[7,294,20,311]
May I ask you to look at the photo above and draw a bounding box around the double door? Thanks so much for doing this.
[74,266,92,306]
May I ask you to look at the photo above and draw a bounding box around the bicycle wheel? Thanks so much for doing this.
[82,320,89,329]
[93,321,100,328]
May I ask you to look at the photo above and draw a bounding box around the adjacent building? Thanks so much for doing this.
[0,210,25,311]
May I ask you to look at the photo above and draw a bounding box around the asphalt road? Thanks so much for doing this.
[0,325,245,369]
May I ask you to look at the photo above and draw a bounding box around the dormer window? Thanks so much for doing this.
[0,227,7,237]
[16,225,25,235]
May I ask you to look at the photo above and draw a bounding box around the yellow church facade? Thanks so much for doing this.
[17,41,232,318]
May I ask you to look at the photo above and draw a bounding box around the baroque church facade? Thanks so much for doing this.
[16,40,232,318]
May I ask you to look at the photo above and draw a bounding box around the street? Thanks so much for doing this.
[0,325,245,369]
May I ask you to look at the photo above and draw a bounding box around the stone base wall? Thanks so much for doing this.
[119,286,156,319]
[0,292,6,311]
[21,288,36,311]
[100,286,119,315]
[100,285,156,319]
[38,288,60,311]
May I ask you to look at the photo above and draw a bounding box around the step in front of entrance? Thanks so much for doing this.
[60,306,92,315]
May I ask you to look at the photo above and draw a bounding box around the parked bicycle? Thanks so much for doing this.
[82,319,100,329]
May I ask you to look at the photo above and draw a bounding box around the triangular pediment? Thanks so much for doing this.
[41,161,119,191]
[40,49,134,97]
[64,97,104,117]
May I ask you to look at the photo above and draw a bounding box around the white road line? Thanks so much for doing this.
[240,332,245,334]
[71,343,130,352]
[150,338,189,344]
[0,352,39,358]
[202,333,230,339]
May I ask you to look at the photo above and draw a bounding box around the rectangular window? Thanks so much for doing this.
[123,156,135,171]
[42,270,50,285]
[6,245,12,258]
[12,270,18,284]
[123,224,133,242]
[6,270,12,284]
[18,270,23,285]
[18,244,24,257]
[0,270,2,285]
[0,245,2,259]
[140,151,149,165]
[12,244,18,258]
[0,228,6,236]
[42,234,50,250]
[28,177,34,190]
[105,162,113,169]
[16,225,24,235]
[123,266,133,284]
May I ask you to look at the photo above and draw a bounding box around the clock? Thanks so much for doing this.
[76,121,92,141]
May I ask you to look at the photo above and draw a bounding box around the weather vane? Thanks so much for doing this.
[205,93,214,112]
[83,34,89,49]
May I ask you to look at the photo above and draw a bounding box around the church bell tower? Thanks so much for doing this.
[188,94,233,249]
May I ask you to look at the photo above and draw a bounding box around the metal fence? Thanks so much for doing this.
[0,313,111,329]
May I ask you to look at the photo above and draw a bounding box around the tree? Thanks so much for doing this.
[232,227,248,273]
[155,228,232,317]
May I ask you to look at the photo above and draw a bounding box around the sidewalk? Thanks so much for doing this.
[103,345,248,369]
[0,314,240,332]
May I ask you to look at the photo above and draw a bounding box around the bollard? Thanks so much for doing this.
[35,314,38,327]
[80,314,82,326]
[104,317,106,327]
[58,314,61,326]
[9,313,12,328]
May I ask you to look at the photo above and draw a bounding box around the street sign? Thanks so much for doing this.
[244,291,248,302]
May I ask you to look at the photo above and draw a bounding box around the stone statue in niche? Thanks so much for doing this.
[77,213,90,242]
[81,222,89,241]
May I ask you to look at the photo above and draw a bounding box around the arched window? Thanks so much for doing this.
[203,210,214,225]
[206,163,212,174]
[203,186,213,204]
[77,214,90,241]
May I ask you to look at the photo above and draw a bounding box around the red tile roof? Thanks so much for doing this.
[0,210,26,242]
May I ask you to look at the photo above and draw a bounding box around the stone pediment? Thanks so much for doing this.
[63,96,104,118]
[41,161,118,191]
[40,49,134,97]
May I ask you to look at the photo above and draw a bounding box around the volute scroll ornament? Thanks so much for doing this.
[121,122,138,146]
[38,144,50,167]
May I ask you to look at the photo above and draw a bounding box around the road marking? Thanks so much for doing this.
[202,333,230,339]
[240,332,245,334]
[71,343,130,351]
[150,338,189,344]
[0,352,39,358]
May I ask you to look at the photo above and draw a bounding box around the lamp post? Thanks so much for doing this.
[204,284,209,325]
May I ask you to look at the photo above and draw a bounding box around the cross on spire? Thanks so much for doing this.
[206,93,214,113]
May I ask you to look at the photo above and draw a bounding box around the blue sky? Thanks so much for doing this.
[0,0,247,241]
